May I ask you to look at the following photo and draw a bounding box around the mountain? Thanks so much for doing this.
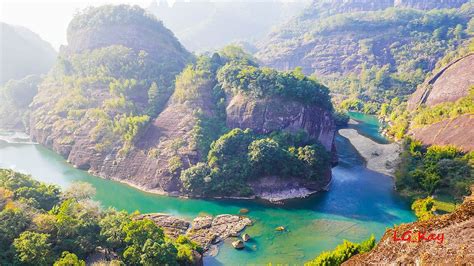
[0,22,56,84]
[406,48,474,152]
[344,186,474,265]
[28,5,336,200]
[256,0,474,104]
[147,0,309,52]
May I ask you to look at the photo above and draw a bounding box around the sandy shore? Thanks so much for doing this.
[339,128,400,176]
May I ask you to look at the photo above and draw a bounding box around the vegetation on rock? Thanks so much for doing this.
[305,235,376,265]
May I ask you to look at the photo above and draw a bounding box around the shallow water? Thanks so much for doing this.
[0,113,415,264]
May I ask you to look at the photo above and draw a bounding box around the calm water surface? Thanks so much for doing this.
[0,113,414,265]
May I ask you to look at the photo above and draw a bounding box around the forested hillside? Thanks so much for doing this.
[257,1,474,108]
[28,5,337,200]
[0,169,202,265]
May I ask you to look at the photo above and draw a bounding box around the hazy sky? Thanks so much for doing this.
[1,0,156,50]
[1,0,304,51]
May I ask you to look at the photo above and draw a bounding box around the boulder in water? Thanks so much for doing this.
[242,233,250,242]
[275,226,285,231]
[232,240,245,249]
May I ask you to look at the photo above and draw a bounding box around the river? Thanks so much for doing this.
[0,113,415,265]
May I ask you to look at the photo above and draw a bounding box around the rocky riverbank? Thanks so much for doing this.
[338,128,400,176]
[136,213,252,256]
[248,175,331,202]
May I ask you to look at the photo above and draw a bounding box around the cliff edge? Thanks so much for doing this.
[344,187,474,265]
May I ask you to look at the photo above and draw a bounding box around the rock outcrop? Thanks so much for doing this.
[344,187,474,265]
[136,213,252,252]
[408,53,474,110]
[407,53,474,152]
[226,94,336,151]
[28,5,336,199]
[409,114,474,152]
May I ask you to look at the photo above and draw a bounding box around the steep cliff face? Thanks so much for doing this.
[226,94,335,151]
[344,188,474,265]
[407,53,474,152]
[29,5,336,198]
[409,114,474,152]
[408,53,474,110]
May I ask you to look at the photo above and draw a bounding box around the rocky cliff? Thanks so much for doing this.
[407,53,474,152]
[226,94,335,151]
[344,187,474,265]
[28,5,336,199]
[408,53,474,110]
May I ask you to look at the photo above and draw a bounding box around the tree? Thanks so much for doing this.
[180,163,211,195]
[53,252,85,266]
[411,197,435,221]
[62,182,96,201]
[13,231,53,266]
[467,18,474,35]
[0,208,30,252]
[453,24,464,40]
[99,209,131,251]
[122,219,178,265]
[248,138,288,176]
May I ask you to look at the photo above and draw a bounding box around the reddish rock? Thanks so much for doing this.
[409,114,474,152]
[344,187,474,265]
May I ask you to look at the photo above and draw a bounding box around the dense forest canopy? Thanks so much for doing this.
[0,169,201,265]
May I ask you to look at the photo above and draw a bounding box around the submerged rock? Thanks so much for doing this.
[232,240,245,249]
[239,208,249,214]
[275,226,285,231]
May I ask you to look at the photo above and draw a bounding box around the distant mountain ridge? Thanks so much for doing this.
[0,22,56,84]
[147,0,309,52]
[306,0,468,16]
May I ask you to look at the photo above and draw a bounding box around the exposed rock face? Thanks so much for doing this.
[408,53,474,110]
[344,188,474,265]
[226,94,336,151]
[409,114,474,152]
[28,5,336,199]
[394,0,468,10]
[137,213,252,252]
[407,53,474,152]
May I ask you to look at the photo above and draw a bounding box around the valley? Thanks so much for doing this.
[0,112,415,264]
[0,0,473,265]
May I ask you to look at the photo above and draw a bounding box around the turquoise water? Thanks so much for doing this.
[0,113,415,265]
[348,111,389,144]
